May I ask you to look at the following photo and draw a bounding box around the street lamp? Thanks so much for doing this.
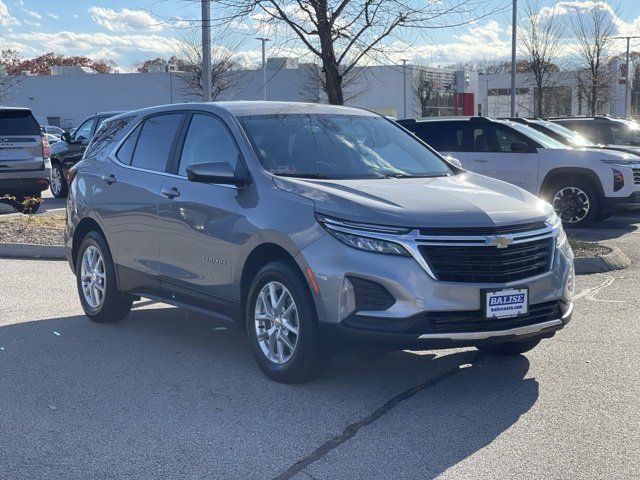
[613,35,640,118]
[510,0,517,117]
[201,0,212,102]
[256,37,270,100]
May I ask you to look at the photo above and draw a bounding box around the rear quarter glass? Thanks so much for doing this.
[0,110,41,136]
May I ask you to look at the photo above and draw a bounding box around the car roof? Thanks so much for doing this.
[96,111,126,116]
[0,107,32,112]
[107,101,378,123]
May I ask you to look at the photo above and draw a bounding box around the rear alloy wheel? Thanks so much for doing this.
[246,261,329,383]
[76,231,132,323]
[548,180,599,228]
[50,162,68,198]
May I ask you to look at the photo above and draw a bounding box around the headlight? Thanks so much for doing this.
[326,229,410,256]
[546,212,567,248]
[316,214,410,256]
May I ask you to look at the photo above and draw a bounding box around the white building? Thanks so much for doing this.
[0,61,478,128]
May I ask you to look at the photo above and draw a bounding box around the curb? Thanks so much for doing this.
[0,242,65,260]
[574,246,631,274]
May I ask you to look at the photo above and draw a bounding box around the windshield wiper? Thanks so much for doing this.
[273,172,332,179]
[382,173,449,179]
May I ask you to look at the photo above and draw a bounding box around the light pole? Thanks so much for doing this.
[614,35,640,119]
[201,0,212,102]
[510,0,517,117]
[256,37,270,100]
[401,59,409,118]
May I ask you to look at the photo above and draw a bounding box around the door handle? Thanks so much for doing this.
[101,174,117,185]
[161,187,181,199]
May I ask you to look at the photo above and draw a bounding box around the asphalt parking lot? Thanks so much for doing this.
[0,204,639,479]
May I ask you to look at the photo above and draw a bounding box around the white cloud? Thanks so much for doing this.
[24,9,41,20]
[0,0,20,26]
[89,7,163,32]
[46,12,59,20]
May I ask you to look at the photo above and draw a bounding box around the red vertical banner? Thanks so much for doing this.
[454,93,475,115]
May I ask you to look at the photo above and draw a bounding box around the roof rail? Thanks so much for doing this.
[470,116,491,122]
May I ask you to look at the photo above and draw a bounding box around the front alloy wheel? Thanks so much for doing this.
[80,245,106,309]
[254,281,300,365]
[552,187,590,224]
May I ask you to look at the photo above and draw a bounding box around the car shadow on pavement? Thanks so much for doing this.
[0,305,538,480]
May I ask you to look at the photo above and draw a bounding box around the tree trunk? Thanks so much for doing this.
[590,83,597,115]
[315,1,344,105]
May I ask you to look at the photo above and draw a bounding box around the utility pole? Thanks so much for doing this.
[510,0,517,117]
[256,37,270,100]
[401,59,409,118]
[614,35,640,118]
[201,0,212,102]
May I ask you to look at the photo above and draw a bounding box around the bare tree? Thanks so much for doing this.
[172,29,245,100]
[215,0,495,105]
[519,0,562,117]
[569,2,616,116]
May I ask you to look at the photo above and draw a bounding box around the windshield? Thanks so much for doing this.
[238,114,452,179]
[611,120,640,145]
[533,121,595,147]
[505,121,569,149]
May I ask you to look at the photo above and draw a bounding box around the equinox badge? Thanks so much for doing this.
[485,235,514,249]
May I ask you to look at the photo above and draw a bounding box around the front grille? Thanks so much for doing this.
[633,168,640,185]
[419,237,554,283]
[419,221,547,237]
[411,301,561,334]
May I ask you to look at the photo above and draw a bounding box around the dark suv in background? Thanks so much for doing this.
[0,107,51,213]
[49,111,124,197]
[548,116,640,148]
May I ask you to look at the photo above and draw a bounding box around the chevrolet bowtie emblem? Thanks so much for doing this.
[485,235,514,249]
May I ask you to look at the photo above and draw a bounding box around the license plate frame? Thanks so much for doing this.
[482,287,529,320]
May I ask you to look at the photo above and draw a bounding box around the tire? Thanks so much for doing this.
[477,338,541,355]
[50,161,68,198]
[545,178,600,228]
[11,193,41,214]
[245,261,330,383]
[76,231,132,323]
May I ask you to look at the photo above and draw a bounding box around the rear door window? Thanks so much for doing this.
[85,116,133,159]
[0,110,40,135]
[411,122,465,151]
[130,113,183,172]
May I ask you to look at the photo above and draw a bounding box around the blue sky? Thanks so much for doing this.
[1,0,639,71]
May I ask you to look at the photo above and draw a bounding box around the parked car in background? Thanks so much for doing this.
[0,107,51,213]
[399,116,640,227]
[49,111,124,198]
[510,117,640,157]
[45,133,60,145]
[548,116,640,147]
[43,125,65,137]
[65,102,574,383]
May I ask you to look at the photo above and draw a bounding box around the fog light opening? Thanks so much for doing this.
[340,277,356,320]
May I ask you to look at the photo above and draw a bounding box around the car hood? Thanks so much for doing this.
[273,172,553,228]
[557,147,640,163]
[599,144,640,157]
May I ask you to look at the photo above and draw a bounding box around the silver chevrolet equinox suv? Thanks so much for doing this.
[65,102,575,383]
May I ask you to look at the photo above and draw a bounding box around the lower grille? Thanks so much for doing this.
[343,301,562,334]
[419,237,554,283]
[410,301,561,334]
[633,168,640,185]
[349,277,396,311]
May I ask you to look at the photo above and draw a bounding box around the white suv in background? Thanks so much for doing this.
[399,116,640,227]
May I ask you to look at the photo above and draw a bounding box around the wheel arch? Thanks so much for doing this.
[539,167,605,199]
[239,242,313,331]
[71,217,107,272]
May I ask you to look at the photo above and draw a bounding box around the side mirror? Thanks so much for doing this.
[61,132,72,143]
[444,155,462,168]
[511,141,531,153]
[186,162,249,187]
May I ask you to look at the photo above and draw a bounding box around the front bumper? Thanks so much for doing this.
[298,228,574,348]
[320,302,572,350]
